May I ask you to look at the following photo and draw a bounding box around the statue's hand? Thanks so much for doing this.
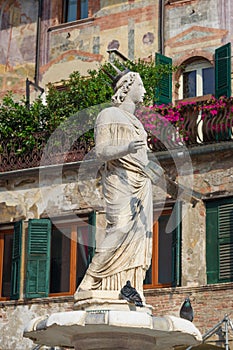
[128,140,145,153]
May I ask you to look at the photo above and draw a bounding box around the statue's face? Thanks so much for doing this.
[128,75,146,104]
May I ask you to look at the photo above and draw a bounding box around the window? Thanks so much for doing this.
[179,60,215,99]
[49,220,94,296]
[144,204,181,288]
[206,197,233,284]
[179,43,231,100]
[63,0,88,22]
[0,227,14,300]
[156,42,231,104]
[9,213,95,300]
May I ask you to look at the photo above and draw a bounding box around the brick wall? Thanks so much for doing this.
[145,283,233,336]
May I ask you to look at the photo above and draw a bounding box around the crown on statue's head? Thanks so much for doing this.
[102,62,131,91]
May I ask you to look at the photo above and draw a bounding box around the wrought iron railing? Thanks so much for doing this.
[0,130,93,172]
[0,100,233,172]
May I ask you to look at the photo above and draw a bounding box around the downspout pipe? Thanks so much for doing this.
[158,0,165,55]
[26,78,44,108]
[34,0,42,85]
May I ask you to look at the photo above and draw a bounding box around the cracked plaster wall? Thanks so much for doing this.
[0,149,233,287]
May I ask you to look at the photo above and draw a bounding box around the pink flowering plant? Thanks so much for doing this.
[136,100,197,150]
[136,96,233,150]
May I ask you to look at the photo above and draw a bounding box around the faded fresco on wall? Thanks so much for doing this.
[164,0,232,63]
[0,0,159,99]
[0,0,37,98]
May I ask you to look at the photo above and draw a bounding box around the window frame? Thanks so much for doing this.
[49,220,89,297]
[144,207,181,289]
[4,205,181,298]
[178,60,214,100]
[62,0,89,23]
[0,227,14,301]
[143,218,172,289]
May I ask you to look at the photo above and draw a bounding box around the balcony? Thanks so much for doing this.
[137,96,233,152]
[0,97,233,172]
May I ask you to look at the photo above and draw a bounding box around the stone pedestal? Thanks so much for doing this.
[24,298,202,350]
[73,290,153,313]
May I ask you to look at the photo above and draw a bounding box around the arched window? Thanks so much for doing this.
[179,58,215,99]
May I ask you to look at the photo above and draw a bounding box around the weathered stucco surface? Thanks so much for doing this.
[0,148,232,284]
[164,0,233,99]
[0,0,38,99]
[0,297,74,350]
[0,164,104,223]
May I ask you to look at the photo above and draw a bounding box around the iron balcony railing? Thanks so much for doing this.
[0,130,93,172]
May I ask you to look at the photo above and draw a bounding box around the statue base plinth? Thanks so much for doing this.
[24,289,202,349]
[24,309,202,350]
[74,290,153,314]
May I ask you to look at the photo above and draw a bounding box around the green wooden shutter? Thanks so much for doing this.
[25,219,51,298]
[171,202,181,286]
[155,53,172,105]
[218,202,233,281]
[215,43,231,98]
[87,211,96,264]
[10,221,22,300]
[206,198,233,284]
[206,202,219,283]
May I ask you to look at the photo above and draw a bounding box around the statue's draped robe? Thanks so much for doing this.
[78,106,153,293]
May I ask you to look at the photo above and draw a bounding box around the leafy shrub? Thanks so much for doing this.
[0,59,174,153]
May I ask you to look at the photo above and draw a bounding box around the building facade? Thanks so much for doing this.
[0,0,160,99]
[1,0,233,349]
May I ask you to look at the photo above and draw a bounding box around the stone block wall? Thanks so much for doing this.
[0,297,74,350]
[0,145,233,291]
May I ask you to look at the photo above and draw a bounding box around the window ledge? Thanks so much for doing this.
[0,295,74,307]
[48,17,95,32]
[165,0,193,5]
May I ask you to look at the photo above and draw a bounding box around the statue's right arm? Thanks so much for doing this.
[95,141,144,161]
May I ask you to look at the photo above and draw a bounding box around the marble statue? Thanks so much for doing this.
[24,71,203,350]
[76,70,160,295]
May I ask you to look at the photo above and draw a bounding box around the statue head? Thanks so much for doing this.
[111,71,145,106]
